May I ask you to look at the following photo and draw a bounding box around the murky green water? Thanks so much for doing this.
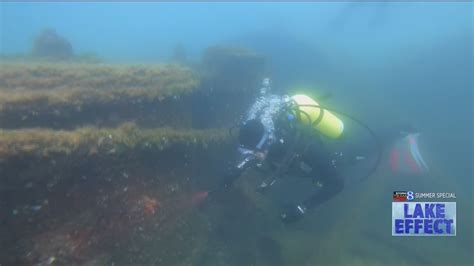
[1,2,472,265]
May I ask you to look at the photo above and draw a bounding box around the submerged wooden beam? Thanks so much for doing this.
[0,63,199,107]
[0,63,202,129]
[0,123,229,159]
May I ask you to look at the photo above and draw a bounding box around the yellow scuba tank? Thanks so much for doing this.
[291,94,344,139]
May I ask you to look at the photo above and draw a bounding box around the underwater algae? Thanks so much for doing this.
[0,123,229,159]
[0,63,202,129]
[0,62,233,160]
[0,63,199,103]
[0,46,266,265]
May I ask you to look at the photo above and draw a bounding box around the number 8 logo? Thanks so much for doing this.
[407,191,414,201]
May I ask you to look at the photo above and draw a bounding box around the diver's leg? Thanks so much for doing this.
[302,173,344,210]
[279,140,345,223]
[300,140,344,210]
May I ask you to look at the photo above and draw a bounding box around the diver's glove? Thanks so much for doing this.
[280,203,306,224]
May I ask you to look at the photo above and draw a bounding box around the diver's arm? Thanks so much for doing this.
[216,154,260,191]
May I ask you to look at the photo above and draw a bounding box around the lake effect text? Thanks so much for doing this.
[394,203,454,235]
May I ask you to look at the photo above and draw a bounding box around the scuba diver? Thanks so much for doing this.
[215,78,359,224]
[209,78,428,224]
[202,78,428,223]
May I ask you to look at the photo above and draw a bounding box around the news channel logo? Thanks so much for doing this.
[392,191,456,236]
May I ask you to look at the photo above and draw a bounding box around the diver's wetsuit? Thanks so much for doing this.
[267,116,345,212]
[299,138,344,210]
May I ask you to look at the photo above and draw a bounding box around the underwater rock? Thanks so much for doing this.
[31,28,74,60]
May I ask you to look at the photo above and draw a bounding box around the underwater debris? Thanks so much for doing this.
[31,28,74,60]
